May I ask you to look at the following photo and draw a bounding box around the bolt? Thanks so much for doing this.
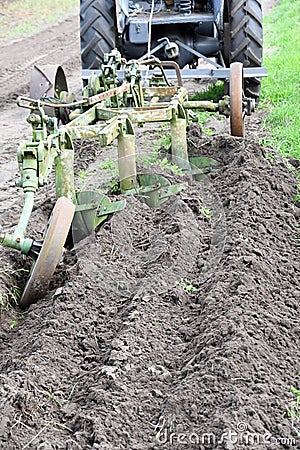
[16,237,21,243]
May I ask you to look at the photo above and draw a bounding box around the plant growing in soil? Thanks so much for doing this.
[286,385,300,435]
[190,81,225,103]
[139,147,184,175]
[176,278,197,293]
[0,268,24,308]
[99,158,117,172]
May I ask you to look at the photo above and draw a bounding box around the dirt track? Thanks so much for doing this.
[0,4,299,450]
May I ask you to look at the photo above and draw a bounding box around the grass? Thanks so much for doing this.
[0,0,78,39]
[286,384,300,436]
[261,0,300,159]
[191,81,225,103]
[0,267,25,309]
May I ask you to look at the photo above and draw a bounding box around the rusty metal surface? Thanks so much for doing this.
[29,65,68,99]
[20,197,75,307]
[230,62,244,137]
[85,83,130,105]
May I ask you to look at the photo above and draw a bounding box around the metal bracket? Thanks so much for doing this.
[72,190,126,243]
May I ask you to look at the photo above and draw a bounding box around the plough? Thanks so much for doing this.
[0,51,265,307]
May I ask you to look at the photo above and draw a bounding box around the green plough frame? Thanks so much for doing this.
[0,52,251,306]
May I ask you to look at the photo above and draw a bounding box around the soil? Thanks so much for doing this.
[0,2,299,450]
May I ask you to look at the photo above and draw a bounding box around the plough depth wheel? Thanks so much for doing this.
[230,62,244,138]
[20,197,75,308]
[29,64,68,119]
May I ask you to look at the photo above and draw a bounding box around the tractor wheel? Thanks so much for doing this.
[224,0,263,101]
[80,0,116,69]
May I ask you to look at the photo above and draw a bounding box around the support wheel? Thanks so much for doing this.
[20,197,75,308]
[30,65,68,101]
[30,65,69,122]
[230,62,244,138]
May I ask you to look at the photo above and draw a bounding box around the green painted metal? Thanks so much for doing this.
[171,104,190,170]
[1,51,228,268]
[124,174,186,208]
[117,116,137,192]
[97,105,174,123]
[73,191,104,243]
[1,191,35,255]
[1,234,33,255]
[183,100,218,111]
[72,191,126,243]
[96,199,126,218]
[55,133,75,201]
[189,156,220,181]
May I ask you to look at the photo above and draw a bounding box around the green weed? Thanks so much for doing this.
[140,149,183,175]
[201,206,212,218]
[0,268,24,308]
[138,131,184,175]
[176,278,197,293]
[195,111,221,135]
[99,159,117,171]
[286,384,300,435]
[190,82,225,103]
[156,131,172,151]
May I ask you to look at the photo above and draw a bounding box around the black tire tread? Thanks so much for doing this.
[80,0,116,69]
[229,0,263,99]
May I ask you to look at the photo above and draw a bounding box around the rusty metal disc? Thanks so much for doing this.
[20,197,75,308]
[30,64,68,99]
[29,65,68,117]
[230,62,244,137]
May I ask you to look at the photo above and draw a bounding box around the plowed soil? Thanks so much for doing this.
[0,4,299,450]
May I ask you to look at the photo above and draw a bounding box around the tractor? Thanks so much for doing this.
[80,0,263,100]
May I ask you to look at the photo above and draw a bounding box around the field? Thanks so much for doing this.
[0,1,299,449]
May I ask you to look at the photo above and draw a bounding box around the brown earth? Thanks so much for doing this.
[0,2,299,450]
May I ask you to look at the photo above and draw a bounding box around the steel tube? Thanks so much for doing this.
[14,191,35,239]
[171,117,190,170]
[1,191,34,254]
[183,100,218,111]
[118,132,137,192]
[55,148,75,201]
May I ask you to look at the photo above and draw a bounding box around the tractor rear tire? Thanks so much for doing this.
[80,0,116,69]
[225,0,263,100]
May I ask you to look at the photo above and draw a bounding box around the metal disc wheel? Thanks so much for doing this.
[29,64,68,120]
[230,62,244,138]
[30,65,68,99]
[20,197,75,308]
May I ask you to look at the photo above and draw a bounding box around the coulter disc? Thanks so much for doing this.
[20,197,75,308]
[29,64,68,119]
